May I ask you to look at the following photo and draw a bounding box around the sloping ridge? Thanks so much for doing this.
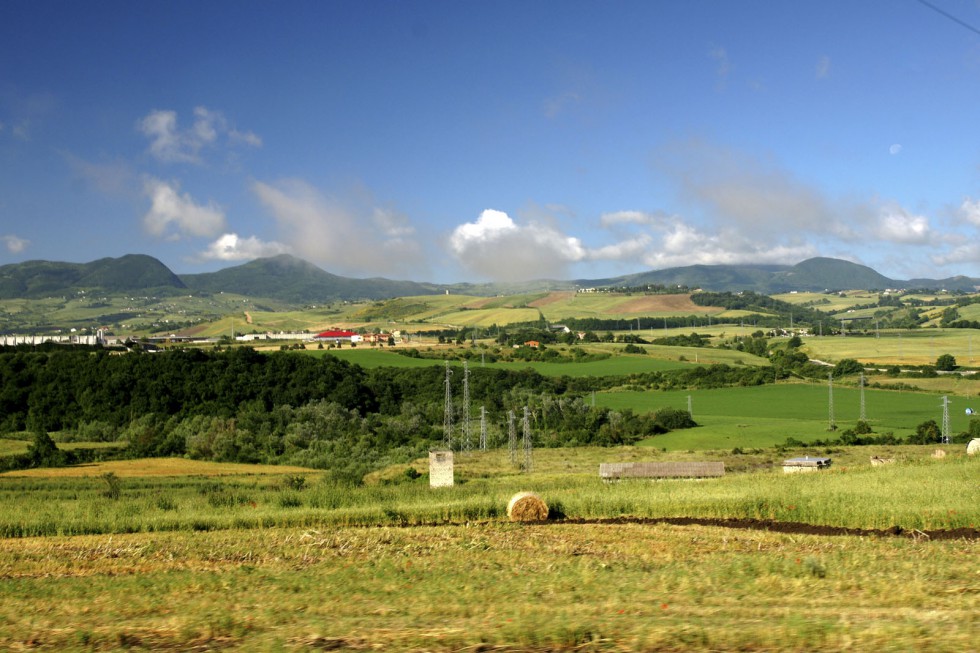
[179,254,443,302]
[0,254,185,298]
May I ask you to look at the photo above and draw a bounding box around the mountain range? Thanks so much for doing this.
[0,254,976,302]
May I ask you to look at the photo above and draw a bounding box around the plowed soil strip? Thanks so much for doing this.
[553,516,979,540]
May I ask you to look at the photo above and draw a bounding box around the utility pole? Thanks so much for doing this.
[462,360,471,453]
[479,406,487,450]
[521,406,533,473]
[443,361,453,450]
[941,396,951,444]
[859,372,866,422]
[828,372,836,431]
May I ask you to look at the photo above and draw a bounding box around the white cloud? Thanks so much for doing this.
[200,233,290,261]
[142,177,226,239]
[874,205,931,244]
[599,210,663,227]
[138,106,260,164]
[639,218,818,269]
[449,209,589,281]
[889,143,902,155]
[1,235,28,254]
[816,55,831,79]
[958,198,980,226]
[251,178,425,277]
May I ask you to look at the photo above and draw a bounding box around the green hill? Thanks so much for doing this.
[179,254,443,303]
[0,254,185,298]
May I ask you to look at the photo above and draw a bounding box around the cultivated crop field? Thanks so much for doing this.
[799,330,980,366]
[0,450,977,651]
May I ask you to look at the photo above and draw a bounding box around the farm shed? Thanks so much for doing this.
[599,462,725,480]
[782,456,832,473]
[429,449,454,488]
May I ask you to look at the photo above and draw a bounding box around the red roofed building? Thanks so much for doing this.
[314,330,361,344]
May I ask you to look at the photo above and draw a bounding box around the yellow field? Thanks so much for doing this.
[771,291,879,312]
[800,329,980,366]
[0,458,314,478]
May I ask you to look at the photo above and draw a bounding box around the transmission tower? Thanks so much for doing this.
[828,372,836,431]
[461,360,471,453]
[859,373,866,422]
[507,409,517,464]
[941,396,951,444]
[479,405,487,450]
[443,361,453,449]
[521,406,533,473]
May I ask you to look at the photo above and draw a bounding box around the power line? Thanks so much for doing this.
[915,0,980,37]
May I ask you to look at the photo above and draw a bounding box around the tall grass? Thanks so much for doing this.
[1,453,976,537]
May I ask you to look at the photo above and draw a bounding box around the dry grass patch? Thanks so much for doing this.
[0,457,313,478]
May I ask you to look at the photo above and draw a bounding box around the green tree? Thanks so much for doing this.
[935,354,957,371]
[832,358,864,376]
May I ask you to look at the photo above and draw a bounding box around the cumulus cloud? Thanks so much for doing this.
[449,209,589,281]
[200,233,290,261]
[142,177,226,239]
[958,198,980,226]
[889,143,902,155]
[873,205,931,244]
[2,235,29,254]
[580,139,944,272]
[138,106,260,164]
[251,178,425,276]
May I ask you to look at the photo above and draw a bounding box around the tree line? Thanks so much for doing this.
[0,346,696,479]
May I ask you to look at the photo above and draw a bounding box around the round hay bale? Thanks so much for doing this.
[507,491,549,522]
[967,439,980,456]
[932,449,947,459]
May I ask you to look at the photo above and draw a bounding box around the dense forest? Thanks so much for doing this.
[0,346,698,479]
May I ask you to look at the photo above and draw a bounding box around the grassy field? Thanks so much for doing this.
[596,381,979,449]
[0,452,977,651]
[318,342,767,375]
[800,329,980,366]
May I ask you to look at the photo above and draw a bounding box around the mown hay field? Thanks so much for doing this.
[0,452,977,651]
[800,330,980,366]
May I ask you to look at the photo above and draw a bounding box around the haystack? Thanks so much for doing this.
[507,491,549,522]
[968,439,980,456]
[932,449,947,459]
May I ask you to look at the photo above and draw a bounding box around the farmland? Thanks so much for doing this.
[3,284,980,651]
[0,450,977,651]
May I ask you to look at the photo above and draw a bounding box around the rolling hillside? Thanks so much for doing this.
[0,253,977,303]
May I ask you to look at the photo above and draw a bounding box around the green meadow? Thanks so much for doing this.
[596,382,977,449]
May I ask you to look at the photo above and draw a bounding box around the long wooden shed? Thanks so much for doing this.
[599,461,725,480]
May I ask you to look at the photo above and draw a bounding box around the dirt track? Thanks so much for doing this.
[554,516,979,540]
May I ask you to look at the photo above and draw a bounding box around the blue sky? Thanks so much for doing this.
[4,1,980,283]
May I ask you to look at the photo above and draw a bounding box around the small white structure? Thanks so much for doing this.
[968,439,980,456]
[782,456,832,473]
[429,449,454,488]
